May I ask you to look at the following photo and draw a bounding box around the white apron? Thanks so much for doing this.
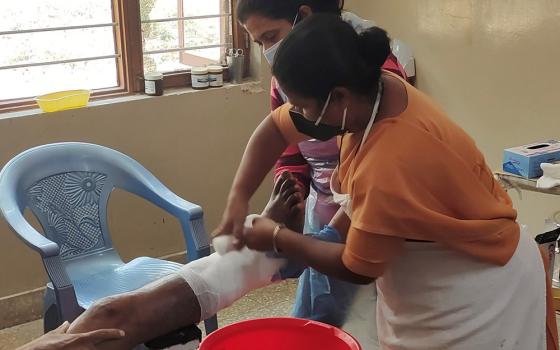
[376,226,546,349]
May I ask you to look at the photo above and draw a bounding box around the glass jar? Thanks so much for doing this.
[144,72,164,96]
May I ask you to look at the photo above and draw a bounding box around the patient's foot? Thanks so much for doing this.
[262,171,304,232]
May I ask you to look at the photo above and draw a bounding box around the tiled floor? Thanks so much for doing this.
[0,281,299,350]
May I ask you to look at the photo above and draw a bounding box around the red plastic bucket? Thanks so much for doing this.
[199,317,361,350]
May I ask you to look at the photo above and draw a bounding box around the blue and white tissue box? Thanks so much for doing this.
[503,140,560,178]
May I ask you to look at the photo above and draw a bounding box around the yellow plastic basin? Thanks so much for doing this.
[35,90,91,113]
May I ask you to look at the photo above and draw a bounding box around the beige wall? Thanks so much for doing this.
[347,0,560,231]
[2,0,560,309]
[0,82,273,299]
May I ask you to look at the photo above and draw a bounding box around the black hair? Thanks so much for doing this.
[237,0,344,24]
[272,14,391,102]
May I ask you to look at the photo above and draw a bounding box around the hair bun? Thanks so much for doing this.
[358,27,391,70]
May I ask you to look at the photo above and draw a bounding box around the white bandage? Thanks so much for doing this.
[212,214,261,256]
[212,235,236,256]
[175,215,286,321]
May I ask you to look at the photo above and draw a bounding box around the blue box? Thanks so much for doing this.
[503,140,560,178]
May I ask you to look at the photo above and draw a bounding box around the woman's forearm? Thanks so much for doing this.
[276,228,373,285]
[229,115,288,202]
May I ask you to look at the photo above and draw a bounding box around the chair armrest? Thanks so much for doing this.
[151,188,210,260]
[115,163,211,256]
[1,205,60,258]
[105,151,211,258]
[114,159,203,219]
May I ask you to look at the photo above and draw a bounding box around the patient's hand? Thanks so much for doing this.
[68,294,139,350]
[17,321,124,350]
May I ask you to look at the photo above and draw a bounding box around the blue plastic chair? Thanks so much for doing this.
[0,142,217,335]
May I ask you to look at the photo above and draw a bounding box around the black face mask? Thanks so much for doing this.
[289,110,345,141]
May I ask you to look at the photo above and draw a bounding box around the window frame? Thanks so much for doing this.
[0,0,248,113]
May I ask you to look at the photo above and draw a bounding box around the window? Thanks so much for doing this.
[141,0,232,73]
[0,0,247,112]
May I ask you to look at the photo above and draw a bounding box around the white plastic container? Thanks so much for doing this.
[207,65,224,87]
[191,67,209,90]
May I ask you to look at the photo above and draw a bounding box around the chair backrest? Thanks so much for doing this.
[26,170,112,260]
[0,142,197,261]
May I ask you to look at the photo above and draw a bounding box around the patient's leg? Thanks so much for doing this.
[68,248,285,350]
[68,273,200,350]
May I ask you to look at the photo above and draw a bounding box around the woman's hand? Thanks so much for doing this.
[244,216,279,252]
[212,196,249,249]
[17,321,124,350]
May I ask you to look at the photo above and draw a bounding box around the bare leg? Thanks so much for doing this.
[67,198,294,350]
[68,274,201,350]
[67,246,283,349]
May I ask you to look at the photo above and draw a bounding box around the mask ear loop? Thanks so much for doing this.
[315,92,332,126]
[341,107,348,131]
[292,11,300,27]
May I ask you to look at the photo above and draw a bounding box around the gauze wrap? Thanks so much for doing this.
[174,215,286,321]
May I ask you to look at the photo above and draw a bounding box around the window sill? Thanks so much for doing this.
[0,80,265,121]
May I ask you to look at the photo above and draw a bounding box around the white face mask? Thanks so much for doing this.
[262,11,300,66]
[263,39,282,66]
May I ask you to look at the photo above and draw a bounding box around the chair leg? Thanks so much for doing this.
[43,284,62,333]
[204,315,218,334]
[55,285,83,322]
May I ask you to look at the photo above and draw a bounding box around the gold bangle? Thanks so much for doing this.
[272,224,285,254]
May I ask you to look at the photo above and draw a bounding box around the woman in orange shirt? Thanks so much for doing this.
[214,14,557,349]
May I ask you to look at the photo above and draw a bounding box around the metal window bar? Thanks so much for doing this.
[0,23,118,36]
[0,22,120,70]
[0,54,120,71]
[141,13,231,24]
[143,44,228,55]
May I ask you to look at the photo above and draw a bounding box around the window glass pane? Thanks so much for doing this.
[182,0,228,16]
[144,46,224,73]
[142,21,179,52]
[0,0,113,31]
[184,47,222,66]
[0,27,116,67]
[0,58,118,100]
[140,0,178,21]
[144,52,186,73]
[184,18,222,47]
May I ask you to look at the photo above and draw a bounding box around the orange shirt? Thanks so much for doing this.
[271,72,519,275]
